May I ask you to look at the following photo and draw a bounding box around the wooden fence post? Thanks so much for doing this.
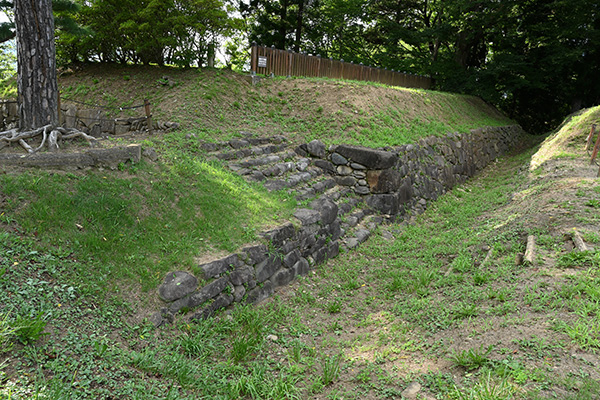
[250,42,258,75]
[591,126,600,164]
[144,99,153,135]
[586,124,596,151]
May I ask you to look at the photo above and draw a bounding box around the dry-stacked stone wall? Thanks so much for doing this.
[153,196,341,326]
[300,125,524,217]
[0,102,178,136]
[152,125,525,325]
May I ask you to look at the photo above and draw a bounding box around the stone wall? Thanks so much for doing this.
[0,102,18,130]
[0,102,178,136]
[300,125,524,217]
[152,125,525,325]
[59,105,179,137]
[153,195,342,325]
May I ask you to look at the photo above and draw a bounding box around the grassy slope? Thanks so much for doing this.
[530,106,600,170]
[57,64,513,148]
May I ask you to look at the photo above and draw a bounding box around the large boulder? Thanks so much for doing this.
[335,145,398,169]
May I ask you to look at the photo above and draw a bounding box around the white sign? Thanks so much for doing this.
[258,56,267,68]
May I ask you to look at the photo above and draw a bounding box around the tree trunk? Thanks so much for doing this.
[278,0,288,49]
[14,0,58,131]
[294,0,305,52]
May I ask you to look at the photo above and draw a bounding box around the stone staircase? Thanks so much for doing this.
[200,132,386,250]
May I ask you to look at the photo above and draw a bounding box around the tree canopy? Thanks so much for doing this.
[1,0,598,133]
[56,0,236,67]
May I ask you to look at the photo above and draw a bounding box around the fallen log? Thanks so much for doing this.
[524,235,536,265]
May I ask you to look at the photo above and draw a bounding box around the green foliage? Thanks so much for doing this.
[585,199,600,208]
[450,372,517,400]
[240,0,600,133]
[57,0,237,67]
[448,345,494,371]
[0,40,15,81]
[0,312,15,353]
[557,250,599,269]
[452,252,473,273]
[321,353,342,385]
[12,312,49,345]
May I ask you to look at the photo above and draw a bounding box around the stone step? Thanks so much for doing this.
[228,149,297,169]
[336,197,363,216]
[200,134,288,154]
[293,177,337,202]
[234,155,313,182]
[341,207,375,231]
[342,214,387,250]
[211,143,290,162]
[262,167,324,191]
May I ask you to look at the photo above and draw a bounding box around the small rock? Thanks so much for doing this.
[354,186,370,195]
[148,311,165,328]
[346,238,360,249]
[337,176,357,186]
[355,229,370,243]
[229,138,250,149]
[294,208,321,225]
[331,152,348,165]
[350,162,367,170]
[296,158,310,171]
[401,382,422,399]
[381,230,394,240]
[345,216,359,227]
[233,285,246,302]
[337,165,353,175]
[266,334,278,342]
[142,147,159,162]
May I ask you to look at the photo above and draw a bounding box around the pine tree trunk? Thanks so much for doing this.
[14,0,58,130]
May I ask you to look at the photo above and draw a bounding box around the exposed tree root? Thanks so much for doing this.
[0,125,97,154]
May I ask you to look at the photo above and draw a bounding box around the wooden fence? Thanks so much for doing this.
[250,43,432,90]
